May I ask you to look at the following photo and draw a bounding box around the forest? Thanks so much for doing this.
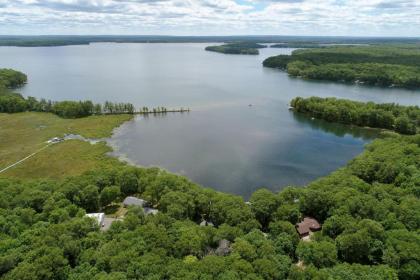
[263,45,420,88]
[205,43,266,55]
[290,97,420,135]
[0,129,418,279]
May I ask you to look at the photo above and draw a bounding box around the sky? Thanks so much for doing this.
[0,0,419,36]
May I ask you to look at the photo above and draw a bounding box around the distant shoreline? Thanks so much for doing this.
[1,35,419,47]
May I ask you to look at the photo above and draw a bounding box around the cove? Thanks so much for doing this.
[1,43,419,197]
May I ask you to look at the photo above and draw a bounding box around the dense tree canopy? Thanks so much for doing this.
[289,46,420,66]
[0,130,418,279]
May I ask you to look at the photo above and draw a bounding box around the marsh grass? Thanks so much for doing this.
[0,112,132,179]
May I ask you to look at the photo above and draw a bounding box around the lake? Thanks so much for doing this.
[1,43,419,197]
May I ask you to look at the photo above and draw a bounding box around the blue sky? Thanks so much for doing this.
[0,0,419,36]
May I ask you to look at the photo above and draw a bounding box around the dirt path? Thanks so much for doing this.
[0,144,52,174]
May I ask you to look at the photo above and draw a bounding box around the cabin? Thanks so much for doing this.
[123,196,148,207]
[144,207,159,215]
[123,196,159,215]
[85,213,105,227]
[296,217,321,239]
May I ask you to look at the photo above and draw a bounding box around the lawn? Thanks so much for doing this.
[0,112,133,179]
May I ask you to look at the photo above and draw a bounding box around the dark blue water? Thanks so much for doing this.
[1,43,419,197]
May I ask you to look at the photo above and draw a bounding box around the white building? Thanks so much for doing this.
[85,213,105,227]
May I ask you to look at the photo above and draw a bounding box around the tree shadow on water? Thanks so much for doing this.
[292,111,380,141]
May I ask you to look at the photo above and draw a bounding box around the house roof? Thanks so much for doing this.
[296,217,321,235]
[123,196,147,207]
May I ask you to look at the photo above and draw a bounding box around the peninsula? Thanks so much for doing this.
[263,45,420,88]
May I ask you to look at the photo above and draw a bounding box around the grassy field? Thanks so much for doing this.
[0,112,133,179]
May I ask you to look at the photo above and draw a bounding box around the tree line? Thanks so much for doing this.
[290,97,419,135]
[270,43,325,49]
[290,45,420,67]
[0,94,190,118]
[0,94,136,118]
[0,131,418,279]
[0,69,189,118]
[263,45,420,88]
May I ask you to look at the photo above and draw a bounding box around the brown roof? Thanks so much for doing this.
[296,217,321,235]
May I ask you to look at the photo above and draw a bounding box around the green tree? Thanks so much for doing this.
[249,188,279,229]
[297,241,337,268]
[274,204,301,224]
[99,186,121,207]
[395,116,417,135]
[117,169,139,196]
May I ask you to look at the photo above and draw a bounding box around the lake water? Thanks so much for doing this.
[1,43,419,197]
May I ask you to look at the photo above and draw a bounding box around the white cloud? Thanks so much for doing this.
[0,0,419,36]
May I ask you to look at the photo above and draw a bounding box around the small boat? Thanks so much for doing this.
[47,137,63,144]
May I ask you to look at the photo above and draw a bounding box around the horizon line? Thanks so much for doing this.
[0,34,419,39]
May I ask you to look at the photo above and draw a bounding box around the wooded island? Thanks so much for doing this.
[205,42,267,55]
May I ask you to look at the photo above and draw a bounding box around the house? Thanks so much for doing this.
[123,196,148,207]
[86,213,105,227]
[144,207,159,215]
[296,217,321,239]
[123,196,158,215]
